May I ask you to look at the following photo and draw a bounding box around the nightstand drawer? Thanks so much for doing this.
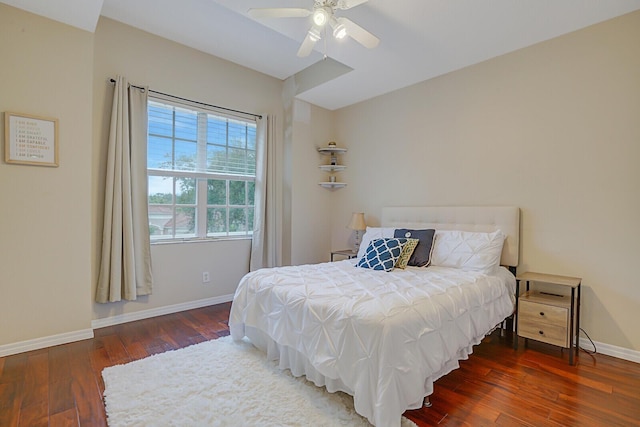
[518,299,568,327]
[518,319,569,348]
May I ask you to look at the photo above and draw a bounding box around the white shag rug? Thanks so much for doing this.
[102,336,417,427]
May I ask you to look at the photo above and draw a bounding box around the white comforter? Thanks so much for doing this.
[229,260,515,427]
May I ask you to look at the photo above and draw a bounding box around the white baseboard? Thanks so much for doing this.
[0,296,234,358]
[0,328,95,358]
[91,300,640,363]
[3,297,638,365]
[504,322,640,364]
[580,337,640,364]
[91,294,235,329]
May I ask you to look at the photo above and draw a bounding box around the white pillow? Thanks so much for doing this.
[430,230,506,274]
[357,227,396,260]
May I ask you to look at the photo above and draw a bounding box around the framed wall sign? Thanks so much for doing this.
[4,111,59,167]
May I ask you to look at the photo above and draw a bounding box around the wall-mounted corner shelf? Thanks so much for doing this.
[319,165,346,172]
[318,144,347,189]
[319,182,347,189]
[318,147,347,154]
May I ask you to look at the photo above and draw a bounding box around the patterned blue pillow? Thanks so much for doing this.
[357,238,408,272]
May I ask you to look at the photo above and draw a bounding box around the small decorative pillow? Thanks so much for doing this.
[356,226,396,260]
[357,238,407,272]
[395,238,419,269]
[431,230,506,274]
[393,228,436,267]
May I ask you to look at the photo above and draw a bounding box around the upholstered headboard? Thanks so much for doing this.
[381,206,520,267]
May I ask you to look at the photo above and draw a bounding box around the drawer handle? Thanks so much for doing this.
[538,330,544,335]
[539,312,545,316]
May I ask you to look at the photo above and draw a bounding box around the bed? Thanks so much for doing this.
[229,206,520,427]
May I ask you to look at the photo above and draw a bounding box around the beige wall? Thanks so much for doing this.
[290,100,336,265]
[333,11,640,351]
[92,18,285,321]
[0,5,94,346]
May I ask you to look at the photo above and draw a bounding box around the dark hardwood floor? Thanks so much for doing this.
[1,302,638,426]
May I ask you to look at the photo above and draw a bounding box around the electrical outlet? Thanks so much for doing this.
[202,271,210,283]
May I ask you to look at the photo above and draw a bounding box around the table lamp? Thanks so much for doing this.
[348,212,367,253]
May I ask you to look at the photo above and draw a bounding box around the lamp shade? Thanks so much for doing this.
[348,212,366,231]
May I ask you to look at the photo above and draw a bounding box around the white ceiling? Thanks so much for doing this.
[3,0,640,110]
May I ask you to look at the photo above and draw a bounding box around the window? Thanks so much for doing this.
[147,98,257,241]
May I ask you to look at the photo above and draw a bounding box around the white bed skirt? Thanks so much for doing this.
[246,325,356,395]
[244,324,479,424]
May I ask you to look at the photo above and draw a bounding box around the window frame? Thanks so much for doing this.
[147,95,257,242]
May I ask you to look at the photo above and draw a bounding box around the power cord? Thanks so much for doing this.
[579,328,597,355]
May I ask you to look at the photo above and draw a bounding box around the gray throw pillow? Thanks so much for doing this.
[393,228,436,267]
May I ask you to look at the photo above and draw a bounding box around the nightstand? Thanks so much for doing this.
[514,272,582,365]
[331,249,358,261]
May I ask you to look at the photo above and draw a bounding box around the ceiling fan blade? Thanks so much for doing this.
[297,30,319,57]
[248,8,311,19]
[338,17,379,49]
[336,0,369,10]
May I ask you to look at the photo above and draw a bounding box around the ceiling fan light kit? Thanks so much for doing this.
[248,0,379,57]
[330,17,347,39]
[312,7,330,26]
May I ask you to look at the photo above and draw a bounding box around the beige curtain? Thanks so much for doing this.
[250,115,279,271]
[96,76,153,303]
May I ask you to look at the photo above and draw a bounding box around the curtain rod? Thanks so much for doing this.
[109,78,262,120]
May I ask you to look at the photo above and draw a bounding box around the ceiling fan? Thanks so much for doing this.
[248,0,380,57]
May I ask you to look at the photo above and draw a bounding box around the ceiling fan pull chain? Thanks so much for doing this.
[323,26,328,59]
